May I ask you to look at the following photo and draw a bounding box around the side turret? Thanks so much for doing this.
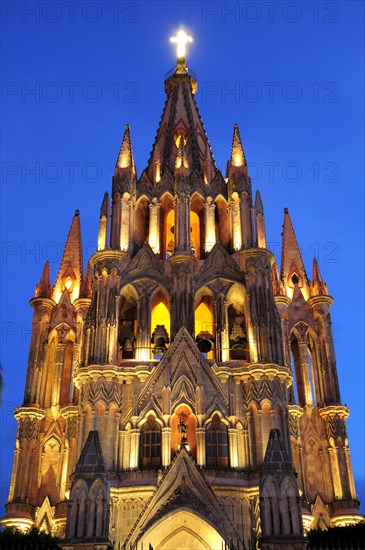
[227,124,253,250]
[110,125,136,251]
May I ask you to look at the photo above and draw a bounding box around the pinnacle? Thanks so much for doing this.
[281,207,308,285]
[311,257,328,296]
[75,430,106,475]
[263,428,293,472]
[230,123,247,168]
[52,211,83,303]
[100,191,110,218]
[254,189,264,215]
[116,124,135,173]
[35,261,52,298]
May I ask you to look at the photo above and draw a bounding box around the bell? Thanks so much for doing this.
[153,337,167,356]
[197,338,213,353]
[232,336,244,350]
[122,337,133,352]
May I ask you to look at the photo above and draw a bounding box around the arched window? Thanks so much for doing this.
[119,288,138,360]
[195,295,214,359]
[206,414,228,468]
[151,290,170,358]
[140,417,161,469]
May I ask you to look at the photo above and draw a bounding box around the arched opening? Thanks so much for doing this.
[171,405,197,460]
[228,304,248,360]
[226,284,249,361]
[195,296,214,359]
[140,509,226,550]
[135,196,149,248]
[290,328,316,407]
[140,415,162,469]
[44,336,57,408]
[190,210,200,258]
[60,335,74,405]
[119,287,138,360]
[205,413,229,468]
[215,196,230,250]
[161,194,174,259]
[151,289,170,358]
[191,193,204,259]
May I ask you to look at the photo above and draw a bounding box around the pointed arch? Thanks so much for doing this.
[135,194,149,247]
[226,283,249,361]
[140,413,162,469]
[171,404,197,460]
[119,284,138,360]
[215,195,230,249]
[160,192,175,259]
[151,287,171,358]
[191,192,205,259]
[43,333,58,408]
[205,413,229,468]
[290,324,317,406]
[194,288,214,359]
[68,478,88,539]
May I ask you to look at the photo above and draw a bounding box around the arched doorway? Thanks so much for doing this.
[141,509,226,550]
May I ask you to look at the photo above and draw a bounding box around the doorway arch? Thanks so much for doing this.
[141,509,226,550]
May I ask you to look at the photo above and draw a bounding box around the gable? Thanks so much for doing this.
[195,242,244,289]
[137,327,228,416]
[126,447,242,548]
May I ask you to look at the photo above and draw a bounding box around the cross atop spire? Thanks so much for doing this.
[170,29,193,62]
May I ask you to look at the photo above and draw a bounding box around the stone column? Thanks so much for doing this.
[231,193,241,251]
[240,192,252,248]
[162,427,171,467]
[298,341,313,405]
[149,198,161,254]
[204,197,216,252]
[120,195,131,252]
[228,428,238,468]
[196,428,206,467]
[136,284,152,361]
[129,429,140,469]
[53,342,66,406]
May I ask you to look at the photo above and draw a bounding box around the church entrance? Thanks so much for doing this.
[141,509,226,550]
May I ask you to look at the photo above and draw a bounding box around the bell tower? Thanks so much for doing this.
[2,30,362,547]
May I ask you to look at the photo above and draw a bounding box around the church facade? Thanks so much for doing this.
[2,44,362,549]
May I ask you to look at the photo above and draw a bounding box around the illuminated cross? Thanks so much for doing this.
[170,29,193,60]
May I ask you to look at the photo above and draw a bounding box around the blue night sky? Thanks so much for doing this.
[1,1,364,515]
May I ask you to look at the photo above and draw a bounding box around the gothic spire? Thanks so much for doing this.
[254,189,263,214]
[115,124,135,176]
[145,59,217,185]
[311,257,328,296]
[35,261,52,298]
[281,207,308,288]
[53,210,83,303]
[100,191,110,218]
[98,192,110,251]
[230,123,247,170]
[254,189,266,248]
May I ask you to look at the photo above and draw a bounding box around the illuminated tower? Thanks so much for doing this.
[2,31,362,549]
